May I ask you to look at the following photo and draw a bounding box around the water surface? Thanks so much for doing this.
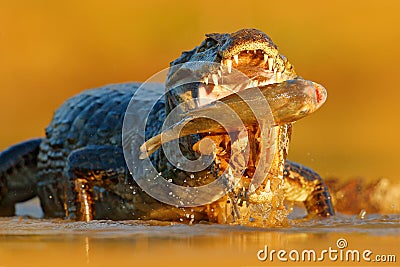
[1,199,398,267]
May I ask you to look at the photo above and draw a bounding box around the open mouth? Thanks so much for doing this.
[197,47,294,107]
[191,43,297,195]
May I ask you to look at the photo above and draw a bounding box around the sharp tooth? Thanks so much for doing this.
[226,59,232,73]
[233,54,239,64]
[268,58,274,70]
[263,54,268,64]
[259,80,268,86]
[197,84,207,106]
[204,76,209,85]
[276,72,282,81]
[212,74,219,86]
[246,50,249,53]
[265,180,271,192]
[253,80,259,87]
[250,184,256,193]
[253,50,257,54]
[218,70,222,77]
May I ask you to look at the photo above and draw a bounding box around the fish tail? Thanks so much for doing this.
[139,134,162,159]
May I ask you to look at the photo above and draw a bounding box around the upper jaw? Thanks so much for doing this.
[201,35,295,88]
[197,46,296,104]
[195,50,296,107]
[201,28,295,86]
[166,29,297,107]
[217,48,293,84]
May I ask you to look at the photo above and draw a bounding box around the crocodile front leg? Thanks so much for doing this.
[283,160,334,217]
[66,145,137,221]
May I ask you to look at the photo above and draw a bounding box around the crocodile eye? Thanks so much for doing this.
[197,46,206,53]
[197,38,218,53]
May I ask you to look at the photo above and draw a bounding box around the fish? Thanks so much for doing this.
[139,78,327,159]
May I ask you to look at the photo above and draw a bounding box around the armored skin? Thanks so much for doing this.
[0,29,334,223]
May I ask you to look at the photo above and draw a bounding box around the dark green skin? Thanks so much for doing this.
[0,29,334,221]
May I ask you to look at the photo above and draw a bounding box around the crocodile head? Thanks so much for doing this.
[166,28,297,111]
[161,29,300,224]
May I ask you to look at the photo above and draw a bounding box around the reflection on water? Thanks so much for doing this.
[0,214,399,267]
[1,197,398,266]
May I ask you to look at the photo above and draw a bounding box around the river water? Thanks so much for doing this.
[0,199,399,267]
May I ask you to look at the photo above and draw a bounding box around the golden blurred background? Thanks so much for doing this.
[1,0,399,180]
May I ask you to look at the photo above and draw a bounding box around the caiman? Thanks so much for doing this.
[0,29,334,224]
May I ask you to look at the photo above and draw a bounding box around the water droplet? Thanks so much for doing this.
[358,209,367,219]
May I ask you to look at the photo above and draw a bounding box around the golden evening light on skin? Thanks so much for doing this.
[1,1,399,180]
[0,1,399,267]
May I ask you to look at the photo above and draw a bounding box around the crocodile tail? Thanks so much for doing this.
[0,138,42,216]
[325,177,400,214]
